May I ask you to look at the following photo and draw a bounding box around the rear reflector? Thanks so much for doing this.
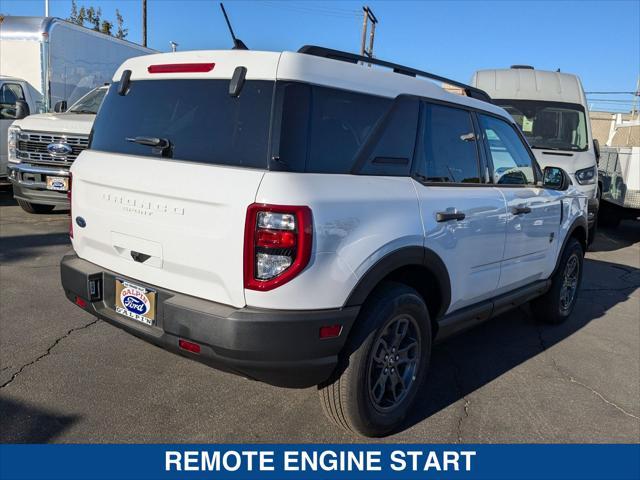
[319,325,342,339]
[75,296,88,309]
[178,339,201,354]
[147,63,215,74]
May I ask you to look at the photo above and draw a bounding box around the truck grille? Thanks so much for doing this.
[16,132,89,166]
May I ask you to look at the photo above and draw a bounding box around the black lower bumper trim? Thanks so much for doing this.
[60,254,359,388]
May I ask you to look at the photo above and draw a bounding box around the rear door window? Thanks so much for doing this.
[415,103,482,183]
[90,80,274,168]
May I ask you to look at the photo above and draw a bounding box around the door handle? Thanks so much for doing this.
[511,205,532,215]
[436,211,466,222]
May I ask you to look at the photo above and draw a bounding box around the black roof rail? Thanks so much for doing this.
[297,45,492,104]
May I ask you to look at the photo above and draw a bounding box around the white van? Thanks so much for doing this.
[472,67,599,241]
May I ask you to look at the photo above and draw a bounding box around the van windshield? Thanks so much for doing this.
[494,100,588,152]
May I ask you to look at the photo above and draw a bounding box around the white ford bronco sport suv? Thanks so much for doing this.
[61,46,588,437]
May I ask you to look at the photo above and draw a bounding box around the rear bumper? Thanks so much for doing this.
[9,164,70,207]
[60,254,359,388]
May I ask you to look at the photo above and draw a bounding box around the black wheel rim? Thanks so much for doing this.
[367,314,421,412]
[560,253,580,313]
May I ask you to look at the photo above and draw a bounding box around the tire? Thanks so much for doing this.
[16,199,55,214]
[531,237,583,324]
[318,282,431,437]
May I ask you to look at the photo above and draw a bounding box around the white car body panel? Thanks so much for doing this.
[70,152,265,308]
[247,173,422,310]
[413,184,508,312]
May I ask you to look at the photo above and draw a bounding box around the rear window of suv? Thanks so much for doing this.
[90,80,274,169]
[91,79,409,174]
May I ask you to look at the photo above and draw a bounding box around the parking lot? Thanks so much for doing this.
[0,189,638,443]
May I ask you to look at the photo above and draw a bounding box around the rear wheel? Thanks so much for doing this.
[16,199,55,214]
[318,282,431,437]
[531,237,583,324]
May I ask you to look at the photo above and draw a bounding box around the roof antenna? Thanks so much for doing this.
[220,2,248,50]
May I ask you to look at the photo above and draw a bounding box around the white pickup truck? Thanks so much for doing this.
[7,86,107,213]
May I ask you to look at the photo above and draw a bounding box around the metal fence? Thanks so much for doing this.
[598,146,640,209]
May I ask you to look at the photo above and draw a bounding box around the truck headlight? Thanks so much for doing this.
[8,125,21,163]
[575,166,596,185]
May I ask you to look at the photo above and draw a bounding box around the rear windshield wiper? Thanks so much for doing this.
[126,136,172,157]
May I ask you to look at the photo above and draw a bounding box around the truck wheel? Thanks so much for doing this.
[318,282,431,437]
[16,199,55,214]
[531,237,583,324]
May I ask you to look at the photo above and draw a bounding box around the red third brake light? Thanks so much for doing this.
[244,204,313,291]
[147,63,215,74]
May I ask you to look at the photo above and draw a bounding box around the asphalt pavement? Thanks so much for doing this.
[1,190,639,443]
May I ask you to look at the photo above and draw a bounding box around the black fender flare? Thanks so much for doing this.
[553,216,588,276]
[343,246,451,318]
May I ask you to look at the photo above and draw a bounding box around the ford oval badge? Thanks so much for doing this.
[121,294,150,315]
[47,142,73,156]
[75,216,86,228]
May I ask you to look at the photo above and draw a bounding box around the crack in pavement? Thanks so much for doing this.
[443,348,471,443]
[0,318,100,389]
[534,321,640,422]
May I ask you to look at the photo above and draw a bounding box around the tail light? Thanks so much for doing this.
[68,172,73,239]
[244,203,312,291]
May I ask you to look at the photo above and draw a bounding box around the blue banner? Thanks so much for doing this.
[1,444,638,480]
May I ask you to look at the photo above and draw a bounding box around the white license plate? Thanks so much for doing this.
[46,176,69,191]
[114,279,157,326]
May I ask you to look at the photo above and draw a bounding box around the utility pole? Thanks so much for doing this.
[142,0,147,47]
[360,6,378,64]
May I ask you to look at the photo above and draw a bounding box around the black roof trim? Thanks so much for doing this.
[297,45,492,104]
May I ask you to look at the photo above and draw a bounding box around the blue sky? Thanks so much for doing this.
[3,0,639,112]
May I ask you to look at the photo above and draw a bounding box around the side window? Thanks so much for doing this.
[0,83,26,120]
[356,96,420,177]
[275,82,392,174]
[478,114,536,185]
[416,103,482,184]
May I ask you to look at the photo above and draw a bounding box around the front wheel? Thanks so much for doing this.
[531,237,584,324]
[318,282,431,437]
[16,199,55,214]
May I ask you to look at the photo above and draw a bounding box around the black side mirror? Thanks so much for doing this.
[54,100,67,113]
[542,166,571,191]
[593,138,601,164]
[14,100,30,119]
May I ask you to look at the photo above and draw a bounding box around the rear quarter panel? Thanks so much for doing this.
[247,173,423,310]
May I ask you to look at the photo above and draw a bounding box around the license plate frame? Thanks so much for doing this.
[46,176,69,191]
[114,278,157,326]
